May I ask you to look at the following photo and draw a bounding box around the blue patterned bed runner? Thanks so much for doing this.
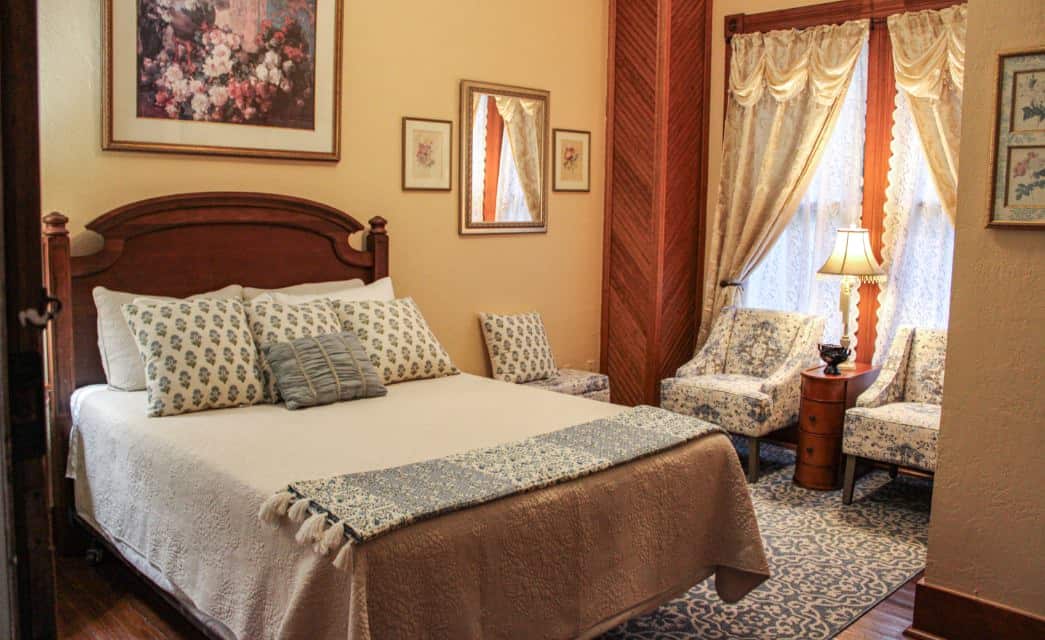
[259,405,722,568]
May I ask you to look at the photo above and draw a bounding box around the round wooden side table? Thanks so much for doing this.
[794,364,879,490]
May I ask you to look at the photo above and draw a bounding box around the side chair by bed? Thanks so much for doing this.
[842,326,945,504]
[661,307,824,482]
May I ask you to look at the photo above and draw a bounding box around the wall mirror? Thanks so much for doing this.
[459,80,549,235]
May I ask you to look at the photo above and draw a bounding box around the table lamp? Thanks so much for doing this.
[817,227,886,371]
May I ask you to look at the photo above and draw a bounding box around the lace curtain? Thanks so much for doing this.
[872,5,964,363]
[470,96,489,222]
[494,96,544,220]
[745,44,869,346]
[873,89,954,364]
[698,19,870,346]
[495,132,533,222]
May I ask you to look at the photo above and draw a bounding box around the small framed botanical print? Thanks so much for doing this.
[402,117,452,191]
[988,48,1045,228]
[552,129,591,192]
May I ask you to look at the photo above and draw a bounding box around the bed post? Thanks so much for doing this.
[42,212,81,555]
[367,216,389,280]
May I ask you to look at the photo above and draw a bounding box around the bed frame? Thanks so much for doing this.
[42,192,388,554]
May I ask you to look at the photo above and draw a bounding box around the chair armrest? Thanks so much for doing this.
[855,368,903,408]
[855,327,915,408]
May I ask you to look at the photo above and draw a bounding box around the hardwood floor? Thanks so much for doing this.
[838,573,921,639]
[56,556,205,640]
[56,553,921,639]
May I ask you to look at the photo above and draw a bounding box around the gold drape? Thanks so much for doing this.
[887,5,966,221]
[698,19,870,346]
[494,96,543,221]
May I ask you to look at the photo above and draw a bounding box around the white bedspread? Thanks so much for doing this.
[70,374,623,639]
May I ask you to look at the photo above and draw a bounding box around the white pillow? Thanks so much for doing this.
[93,285,243,391]
[268,277,395,304]
[242,278,365,301]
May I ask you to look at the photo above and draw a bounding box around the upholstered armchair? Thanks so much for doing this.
[842,327,946,504]
[661,307,825,481]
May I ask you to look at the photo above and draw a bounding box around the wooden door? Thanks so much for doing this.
[1,0,58,637]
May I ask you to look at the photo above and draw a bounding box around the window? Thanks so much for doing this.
[736,6,959,362]
[745,45,869,345]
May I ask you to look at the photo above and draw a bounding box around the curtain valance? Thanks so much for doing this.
[887,5,966,220]
[729,19,869,107]
[889,5,966,100]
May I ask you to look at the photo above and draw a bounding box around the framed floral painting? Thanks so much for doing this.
[552,129,590,192]
[988,48,1045,227]
[402,117,452,191]
[104,0,343,161]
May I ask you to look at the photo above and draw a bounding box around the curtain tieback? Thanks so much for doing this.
[719,280,745,288]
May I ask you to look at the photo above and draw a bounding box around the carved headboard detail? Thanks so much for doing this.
[42,192,388,547]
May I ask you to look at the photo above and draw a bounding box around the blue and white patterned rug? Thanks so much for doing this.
[603,441,931,640]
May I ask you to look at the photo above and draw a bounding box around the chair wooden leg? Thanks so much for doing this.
[889,464,899,479]
[842,455,857,505]
[746,437,760,483]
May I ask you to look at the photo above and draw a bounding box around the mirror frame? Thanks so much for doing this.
[459,80,550,235]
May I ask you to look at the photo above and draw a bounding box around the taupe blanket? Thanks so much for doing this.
[261,406,723,563]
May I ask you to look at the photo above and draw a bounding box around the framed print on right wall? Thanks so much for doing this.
[988,48,1045,228]
[553,129,591,192]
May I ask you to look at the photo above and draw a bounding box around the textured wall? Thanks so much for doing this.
[38,0,608,376]
[925,0,1045,615]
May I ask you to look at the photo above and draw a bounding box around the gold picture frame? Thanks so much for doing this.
[552,128,591,192]
[459,79,550,235]
[986,47,1045,228]
[402,117,452,191]
[103,0,343,161]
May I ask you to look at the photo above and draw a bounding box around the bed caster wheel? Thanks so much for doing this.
[85,544,105,566]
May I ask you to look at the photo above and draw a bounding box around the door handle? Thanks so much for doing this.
[18,288,62,329]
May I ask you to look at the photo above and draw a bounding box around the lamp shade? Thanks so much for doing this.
[817,227,886,283]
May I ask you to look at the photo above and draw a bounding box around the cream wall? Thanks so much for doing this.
[925,0,1045,615]
[38,0,608,376]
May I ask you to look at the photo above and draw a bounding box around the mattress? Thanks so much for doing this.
[70,373,768,639]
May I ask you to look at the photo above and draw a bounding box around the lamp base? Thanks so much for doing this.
[837,334,855,370]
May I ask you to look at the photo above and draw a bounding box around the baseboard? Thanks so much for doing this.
[905,578,1045,640]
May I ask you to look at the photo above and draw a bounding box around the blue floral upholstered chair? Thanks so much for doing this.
[661,307,824,482]
[841,326,946,504]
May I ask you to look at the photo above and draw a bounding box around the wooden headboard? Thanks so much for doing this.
[41,192,388,549]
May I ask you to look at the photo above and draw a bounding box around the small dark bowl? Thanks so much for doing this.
[818,343,851,376]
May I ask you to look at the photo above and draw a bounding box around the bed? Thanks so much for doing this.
[43,193,769,639]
